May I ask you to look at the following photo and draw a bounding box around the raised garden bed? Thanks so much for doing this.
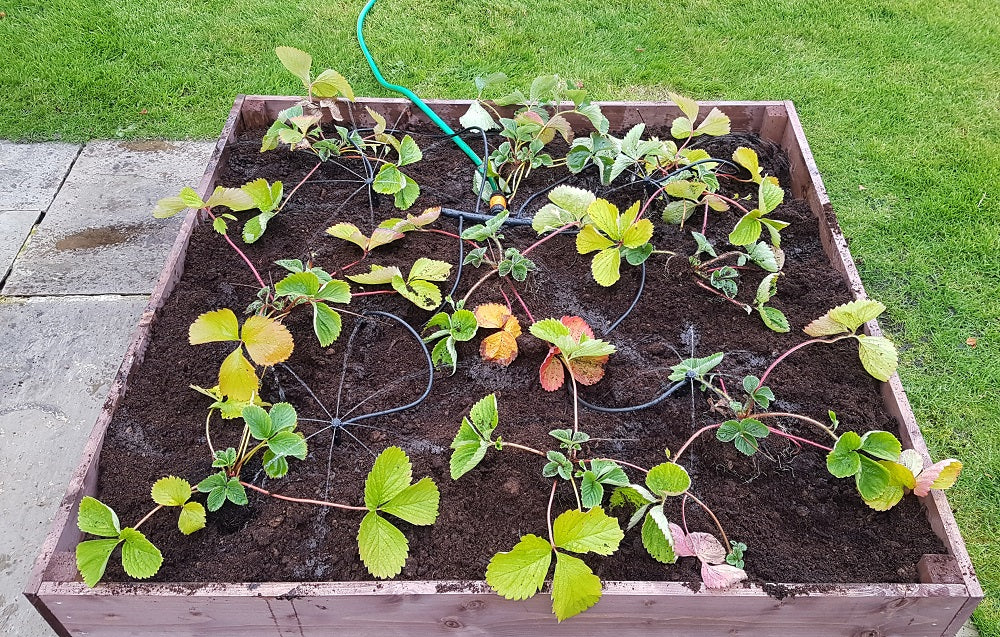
[25,93,981,636]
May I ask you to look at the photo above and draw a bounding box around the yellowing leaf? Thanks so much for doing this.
[591,247,621,287]
[189,309,240,344]
[474,303,512,329]
[218,347,258,401]
[828,299,887,333]
[486,534,552,601]
[241,315,294,366]
[326,222,368,250]
[553,508,624,556]
[668,91,699,121]
[150,476,192,507]
[576,224,615,254]
[503,316,522,338]
[621,218,653,249]
[914,459,963,496]
[585,199,620,238]
[178,502,206,535]
[347,264,401,286]
[539,349,565,391]
[551,552,602,622]
[732,147,762,183]
[696,108,731,136]
[275,46,312,88]
[480,330,519,366]
[409,258,452,282]
[312,68,354,100]
[857,335,898,381]
[367,227,405,250]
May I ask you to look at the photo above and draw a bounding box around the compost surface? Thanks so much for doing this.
[97,123,943,586]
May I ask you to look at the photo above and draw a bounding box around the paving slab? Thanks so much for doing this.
[0,295,146,636]
[0,142,80,211]
[3,140,213,296]
[0,210,41,284]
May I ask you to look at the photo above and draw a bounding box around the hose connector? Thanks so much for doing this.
[489,193,508,216]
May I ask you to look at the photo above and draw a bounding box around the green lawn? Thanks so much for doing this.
[2,0,998,632]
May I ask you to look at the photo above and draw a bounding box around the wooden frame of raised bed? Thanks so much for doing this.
[25,96,982,637]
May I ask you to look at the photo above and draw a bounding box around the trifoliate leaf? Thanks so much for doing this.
[150,476,192,507]
[77,497,121,537]
[241,178,283,214]
[365,446,412,509]
[646,462,691,497]
[381,477,439,525]
[641,506,676,564]
[76,538,122,587]
[178,186,205,209]
[358,511,409,579]
[189,309,240,344]
[857,335,898,381]
[450,418,490,479]
[119,528,163,580]
[486,534,552,601]
[806,300,885,336]
[551,552,602,622]
[716,419,768,456]
[178,502,207,535]
[553,508,624,556]
[668,352,724,382]
[240,315,294,366]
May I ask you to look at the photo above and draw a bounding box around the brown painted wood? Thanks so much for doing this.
[25,96,980,637]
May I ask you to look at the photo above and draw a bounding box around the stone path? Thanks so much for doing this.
[0,139,981,637]
[0,139,212,636]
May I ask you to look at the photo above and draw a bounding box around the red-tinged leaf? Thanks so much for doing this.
[701,562,748,589]
[561,315,595,340]
[474,303,513,329]
[670,523,696,557]
[913,459,963,497]
[688,532,727,564]
[567,355,609,386]
[480,330,519,367]
[539,349,565,391]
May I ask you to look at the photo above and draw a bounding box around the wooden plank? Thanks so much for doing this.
[26,96,979,637]
[37,581,971,637]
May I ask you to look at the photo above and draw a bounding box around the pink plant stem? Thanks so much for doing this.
[501,441,547,457]
[685,491,730,549]
[672,424,723,464]
[765,427,833,452]
[522,223,576,256]
[204,209,267,289]
[507,280,536,324]
[498,284,513,311]
[241,482,368,511]
[710,193,753,215]
[424,228,481,248]
[754,338,825,390]
[638,183,669,221]
[277,162,323,214]
[701,202,710,235]
[338,257,365,274]
[353,290,396,297]
[718,377,729,398]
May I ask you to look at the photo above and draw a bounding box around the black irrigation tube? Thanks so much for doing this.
[604,261,645,336]
[577,378,690,414]
[276,310,434,432]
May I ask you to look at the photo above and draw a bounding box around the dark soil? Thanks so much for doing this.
[96,120,944,587]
